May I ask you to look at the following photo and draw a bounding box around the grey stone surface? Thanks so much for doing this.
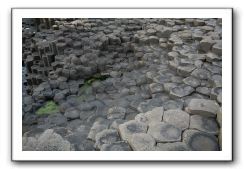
[156,142,190,151]
[107,106,126,120]
[119,120,148,142]
[163,109,190,130]
[135,107,164,125]
[87,118,110,141]
[183,129,219,151]
[36,129,71,151]
[100,141,131,151]
[129,133,156,151]
[64,108,80,120]
[170,85,194,98]
[94,129,121,149]
[149,83,164,94]
[186,99,220,117]
[163,100,183,110]
[147,122,182,142]
[190,115,219,134]
[183,76,200,88]
[137,99,164,113]
[22,18,222,151]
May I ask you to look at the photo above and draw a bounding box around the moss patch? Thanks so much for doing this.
[85,73,109,85]
[35,101,59,116]
[78,74,109,101]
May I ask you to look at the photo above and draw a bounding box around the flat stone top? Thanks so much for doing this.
[147,122,182,142]
[186,99,220,117]
[163,109,190,130]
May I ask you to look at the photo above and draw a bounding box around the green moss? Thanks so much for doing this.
[35,101,59,116]
[84,73,109,85]
[78,74,109,102]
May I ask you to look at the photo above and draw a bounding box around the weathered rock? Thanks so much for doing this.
[156,26,173,38]
[163,100,183,110]
[183,76,200,88]
[129,133,156,151]
[149,83,164,94]
[64,108,80,120]
[212,42,222,56]
[170,85,194,98]
[36,129,71,151]
[22,137,38,151]
[137,99,163,113]
[100,141,131,151]
[196,87,211,96]
[147,122,182,142]
[217,107,222,127]
[177,64,196,77]
[186,99,220,117]
[199,38,215,52]
[135,107,164,124]
[191,68,211,80]
[183,129,219,151]
[87,118,110,141]
[94,129,121,149]
[163,109,190,130]
[190,115,219,134]
[118,120,148,142]
[156,142,190,151]
[110,119,126,130]
[107,106,126,120]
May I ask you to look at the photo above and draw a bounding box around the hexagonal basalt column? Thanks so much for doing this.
[169,85,194,99]
[186,99,220,117]
[147,122,182,143]
[135,107,164,125]
[163,109,190,130]
[190,115,219,134]
[183,129,219,151]
[129,133,156,151]
[156,142,190,151]
[118,120,148,142]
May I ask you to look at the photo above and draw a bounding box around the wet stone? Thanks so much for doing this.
[129,133,156,151]
[147,122,182,142]
[183,129,219,151]
[163,109,190,130]
[190,115,219,134]
[119,120,148,142]
[186,99,220,117]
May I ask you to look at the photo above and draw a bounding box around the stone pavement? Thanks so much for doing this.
[22,18,222,151]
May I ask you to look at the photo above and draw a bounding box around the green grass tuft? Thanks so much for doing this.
[35,101,59,116]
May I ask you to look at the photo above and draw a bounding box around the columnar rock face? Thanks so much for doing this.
[22,18,222,151]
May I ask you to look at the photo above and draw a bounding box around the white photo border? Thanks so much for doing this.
[12,8,233,161]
